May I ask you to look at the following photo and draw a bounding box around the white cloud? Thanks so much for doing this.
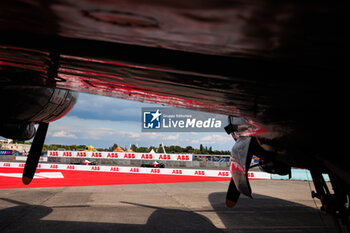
[191,134,232,145]
[191,139,200,144]
[123,131,141,139]
[52,130,77,139]
[165,134,180,140]
[69,93,162,121]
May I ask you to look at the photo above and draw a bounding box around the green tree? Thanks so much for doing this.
[135,147,148,152]
[185,146,194,153]
[130,144,138,151]
[158,144,164,153]
[200,144,204,153]
[108,144,118,151]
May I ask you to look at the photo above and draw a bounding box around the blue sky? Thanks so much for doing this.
[44,93,234,151]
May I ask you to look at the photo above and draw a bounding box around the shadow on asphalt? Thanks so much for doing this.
[0,191,341,233]
[208,192,341,233]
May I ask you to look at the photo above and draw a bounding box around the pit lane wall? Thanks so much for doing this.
[0,162,271,179]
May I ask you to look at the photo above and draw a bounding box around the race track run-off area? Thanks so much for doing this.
[0,162,270,189]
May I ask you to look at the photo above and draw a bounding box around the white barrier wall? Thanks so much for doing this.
[47,151,193,161]
[0,162,271,179]
[13,156,48,162]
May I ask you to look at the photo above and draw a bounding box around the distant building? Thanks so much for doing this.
[0,139,31,153]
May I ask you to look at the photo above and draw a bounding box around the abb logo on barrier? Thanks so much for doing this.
[77,152,87,157]
[110,167,119,172]
[91,166,100,171]
[172,169,182,175]
[92,152,102,158]
[130,168,139,172]
[3,163,10,167]
[124,153,135,159]
[141,154,153,159]
[19,163,25,168]
[151,169,160,174]
[218,171,230,177]
[50,164,58,169]
[194,171,205,176]
[177,155,190,161]
[49,151,59,156]
[159,154,171,160]
[63,152,72,157]
[66,165,75,169]
[107,153,118,158]
[37,164,41,169]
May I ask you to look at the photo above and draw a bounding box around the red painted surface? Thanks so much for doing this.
[0,167,231,189]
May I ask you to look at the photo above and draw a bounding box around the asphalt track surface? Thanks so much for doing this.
[0,178,344,233]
